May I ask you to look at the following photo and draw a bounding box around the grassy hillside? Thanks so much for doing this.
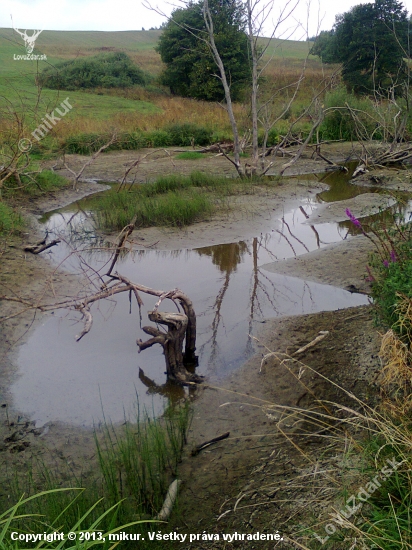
[0,27,328,152]
[0,28,314,76]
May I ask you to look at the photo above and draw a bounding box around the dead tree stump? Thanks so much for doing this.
[137,310,203,385]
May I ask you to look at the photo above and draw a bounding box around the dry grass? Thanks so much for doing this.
[264,59,339,101]
[28,96,248,141]
[378,295,412,415]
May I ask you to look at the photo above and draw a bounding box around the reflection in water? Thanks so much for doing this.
[13,171,411,427]
[196,242,249,274]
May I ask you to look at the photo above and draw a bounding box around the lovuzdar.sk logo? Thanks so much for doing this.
[12,18,47,60]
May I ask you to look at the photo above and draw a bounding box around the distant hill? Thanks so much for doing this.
[0,28,313,77]
[0,27,315,131]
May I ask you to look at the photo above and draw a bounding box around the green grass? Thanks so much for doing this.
[95,403,191,516]
[0,202,24,234]
[258,36,314,59]
[0,489,154,550]
[92,170,280,231]
[368,224,412,339]
[3,169,68,199]
[93,171,236,231]
[95,189,214,230]
[356,435,412,549]
[1,403,191,549]
[175,151,204,160]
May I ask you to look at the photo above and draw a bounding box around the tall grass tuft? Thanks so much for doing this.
[3,170,68,199]
[95,190,214,230]
[0,203,24,235]
[92,171,235,231]
[96,403,191,517]
[1,403,191,547]
[0,489,153,549]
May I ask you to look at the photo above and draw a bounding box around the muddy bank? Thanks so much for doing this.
[48,141,368,185]
[123,181,327,251]
[262,235,374,294]
[302,192,396,224]
[352,167,412,192]
[0,183,113,468]
[0,146,397,546]
[174,305,381,548]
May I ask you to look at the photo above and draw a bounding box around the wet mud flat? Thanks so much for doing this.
[173,305,381,548]
[0,145,411,544]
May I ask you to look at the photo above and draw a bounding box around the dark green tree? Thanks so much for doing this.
[309,30,338,64]
[312,0,409,95]
[156,0,251,101]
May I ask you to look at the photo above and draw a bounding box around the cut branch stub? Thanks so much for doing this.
[137,310,202,386]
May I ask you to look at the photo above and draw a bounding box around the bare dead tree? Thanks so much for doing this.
[145,0,327,177]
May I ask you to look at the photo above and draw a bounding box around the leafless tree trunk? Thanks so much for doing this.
[202,0,245,176]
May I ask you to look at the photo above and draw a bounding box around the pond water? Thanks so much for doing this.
[12,168,411,427]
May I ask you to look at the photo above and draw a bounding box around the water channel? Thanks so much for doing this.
[12,169,411,427]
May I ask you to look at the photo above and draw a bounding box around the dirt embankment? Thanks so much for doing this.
[0,145,398,547]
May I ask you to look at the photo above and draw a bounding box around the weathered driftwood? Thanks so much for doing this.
[24,239,61,254]
[1,275,201,385]
[292,331,329,356]
[137,310,202,385]
[352,163,368,179]
[2,220,201,384]
[156,480,182,521]
[373,146,412,166]
[191,431,230,456]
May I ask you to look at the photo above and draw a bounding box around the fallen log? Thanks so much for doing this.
[24,239,60,254]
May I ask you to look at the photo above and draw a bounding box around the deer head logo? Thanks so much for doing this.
[13,27,43,54]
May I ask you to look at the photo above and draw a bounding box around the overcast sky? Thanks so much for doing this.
[1,0,412,39]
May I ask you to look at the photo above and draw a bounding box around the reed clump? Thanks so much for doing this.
[93,171,235,231]
[0,403,191,548]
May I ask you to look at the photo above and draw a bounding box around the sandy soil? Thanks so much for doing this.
[0,144,402,547]
[302,192,396,224]
[262,235,375,294]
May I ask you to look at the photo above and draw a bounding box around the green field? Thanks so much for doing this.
[0,28,163,119]
[0,27,322,147]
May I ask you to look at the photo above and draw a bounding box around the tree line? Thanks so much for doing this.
[311,0,410,95]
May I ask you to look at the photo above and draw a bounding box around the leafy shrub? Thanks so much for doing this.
[64,124,215,154]
[39,52,148,90]
[165,123,213,146]
[64,133,109,154]
[258,128,279,147]
[145,130,172,147]
[116,132,149,150]
[370,233,412,340]
[319,86,379,141]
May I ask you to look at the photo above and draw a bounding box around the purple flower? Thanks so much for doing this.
[345,208,361,227]
[390,249,397,263]
[366,265,375,282]
[383,260,389,268]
